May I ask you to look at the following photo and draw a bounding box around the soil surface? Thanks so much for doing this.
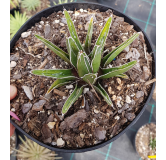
[10,8,154,149]
[135,123,156,160]
[20,0,50,18]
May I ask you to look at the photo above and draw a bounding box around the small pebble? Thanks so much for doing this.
[83,88,89,94]
[60,23,64,26]
[51,141,57,146]
[57,138,65,147]
[40,21,44,25]
[126,95,131,104]
[80,8,83,12]
[94,109,99,114]
[10,61,17,68]
[21,31,31,38]
[11,108,15,112]
[66,85,73,89]
[47,122,56,129]
[22,86,33,100]
[54,20,59,23]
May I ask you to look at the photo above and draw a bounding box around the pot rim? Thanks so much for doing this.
[10,2,156,153]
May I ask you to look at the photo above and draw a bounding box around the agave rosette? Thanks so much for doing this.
[32,10,139,115]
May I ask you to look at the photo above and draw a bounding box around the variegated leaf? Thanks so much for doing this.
[82,73,98,85]
[99,61,137,79]
[90,16,112,58]
[77,51,92,77]
[62,84,84,114]
[91,45,102,73]
[66,37,79,68]
[93,83,113,107]
[64,10,84,51]
[84,17,93,54]
[115,74,129,79]
[31,69,74,79]
[35,35,70,63]
[102,33,140,67]
[47,77,75,94]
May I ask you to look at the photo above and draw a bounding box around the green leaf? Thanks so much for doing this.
[99,61,137,79]
[77,51,92,77]
[91,45,103,73]
[66,37,79,68]
[35,35,70,63]
[31,69,75,79]
[94,83,113,107]
[47,77,75,94]
[90,16,112,58]
[82,73,98,85]
[62,84,84,114]
[64,10,84,51]
[115,74,129,79]
[102,33,139,67]
[84,17,93,54]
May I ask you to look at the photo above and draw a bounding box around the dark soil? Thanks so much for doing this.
[135,123,156,160]
[10,8,154,149]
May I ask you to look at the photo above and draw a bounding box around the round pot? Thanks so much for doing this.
[10,2,156,153]
[134,122,156,159]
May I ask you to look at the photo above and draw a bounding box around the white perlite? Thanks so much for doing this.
[47,122,56,129]
[94,109,99,114]
[11,108,15,112]
[115,116,120,120]
[54,20,59,23]
[21,31,31,38]
[126,95,131,104]
[51,141,57,146]
[10,61,17,68]
[60,23,64,26]
[80,8,84,12]
[22,86,33,100]
[66,85,73,89]
[63,96,67,99]
[83,88,89,94]
[40,21,44,25]
[57,138,65,147]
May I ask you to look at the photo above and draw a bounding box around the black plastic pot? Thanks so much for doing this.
[10,2,156,153]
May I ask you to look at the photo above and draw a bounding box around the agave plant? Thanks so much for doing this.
[15,136,62,160]
[10,0,20,9]
[32,10,139,115]
[53,0,74,5]
[10,11,28,40]
[21,0,41,11]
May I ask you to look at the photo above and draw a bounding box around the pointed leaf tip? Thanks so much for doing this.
[62,84,84,114]
[102,33,139,67]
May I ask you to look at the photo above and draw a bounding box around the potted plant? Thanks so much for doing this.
[53,0,75,5]
[135,123,156,160]
[10,2,155,152]
[20,0,50,18]
[10,11,28,40]
[15,136,62,159]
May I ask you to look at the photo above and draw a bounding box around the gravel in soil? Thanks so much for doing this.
[10,8,154,149]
